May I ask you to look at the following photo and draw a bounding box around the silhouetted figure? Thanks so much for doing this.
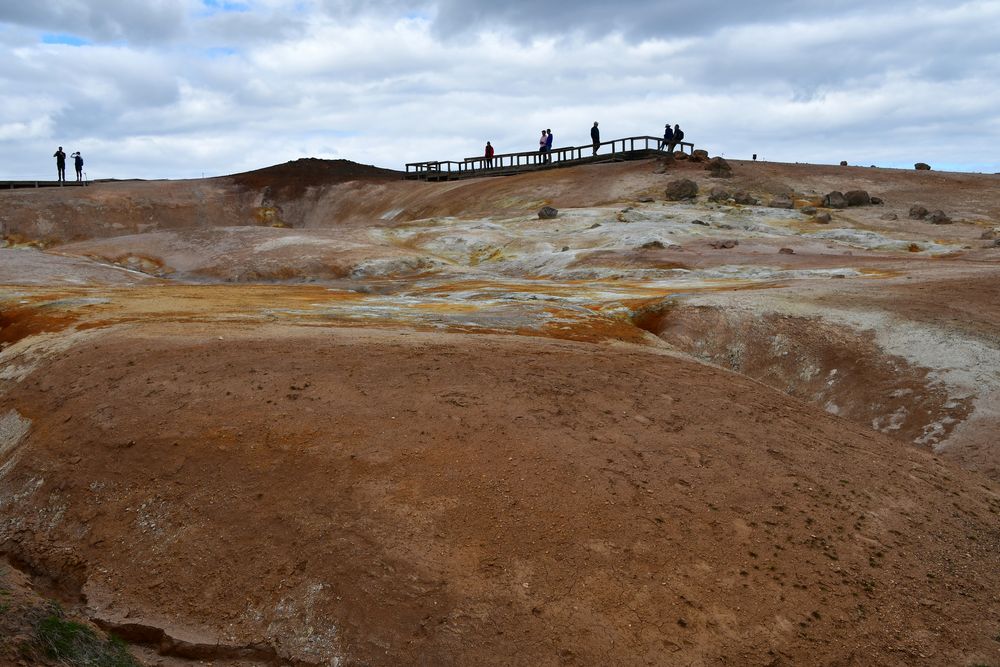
[538,130,547,162]
[53,146,66,182]
[752,153,757,161]
[545,129,553,163]
[671,124,684,153]
[591,122,600,156]
[72,152,84,182]
[659,124,674,151]
[485,141,494,168]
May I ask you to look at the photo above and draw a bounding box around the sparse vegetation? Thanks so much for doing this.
[30,604,139,667]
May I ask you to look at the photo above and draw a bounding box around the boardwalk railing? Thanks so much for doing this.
[405,135,694,180]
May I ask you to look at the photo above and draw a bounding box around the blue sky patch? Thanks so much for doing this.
[42,33,90,47]
[202,0,251,12]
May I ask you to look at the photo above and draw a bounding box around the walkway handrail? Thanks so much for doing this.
[405,135,694,177]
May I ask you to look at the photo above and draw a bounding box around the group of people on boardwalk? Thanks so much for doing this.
[481,121,684,169]
[52,146,84,183]
[659,123,684,153]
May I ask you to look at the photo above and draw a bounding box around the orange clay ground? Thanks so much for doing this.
[1,157,999,666]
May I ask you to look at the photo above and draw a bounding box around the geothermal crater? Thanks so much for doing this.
[1,157,999,666]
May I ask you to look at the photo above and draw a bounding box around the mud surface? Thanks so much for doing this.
[1,157,999,665]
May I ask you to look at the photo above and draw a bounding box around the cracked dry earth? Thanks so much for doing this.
[1,157,999,666]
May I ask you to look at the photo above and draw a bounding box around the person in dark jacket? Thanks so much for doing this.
[484,141,494,168]
[72,152,84,181]
[544,129,553,163]
[659,124,674,151]
[53,146,66,182]
[671,124,684,153]
[591,122,600,156]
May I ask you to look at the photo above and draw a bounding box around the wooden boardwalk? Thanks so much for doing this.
[405,135,694,181]
[1,180,89,189]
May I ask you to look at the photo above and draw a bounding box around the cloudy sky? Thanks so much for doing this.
[1,0,998,180]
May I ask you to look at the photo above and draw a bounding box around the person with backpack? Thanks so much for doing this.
[671,124,685,152]
[72,152,84,182]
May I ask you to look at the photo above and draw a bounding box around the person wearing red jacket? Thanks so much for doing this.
[485,141,495,168]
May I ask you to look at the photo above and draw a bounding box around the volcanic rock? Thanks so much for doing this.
[909,205,929,220]
[706,157,732,178]
[538,206,559,220]
[840,160,848,166]
[664,179,698,201]
[709,239,739,249]
[844,190,871,207]
[823,191,849,209]
[815,212,832,224]
[928,210,952,225]
[801,206,817,215]
[768,195,794,209]
[732,191,758,205]
[691,149,709,162]
[673,151,689,161]
[915,162,932,170]
[691,219,710,226]
[880,213,899,221]
[870,196,884,205]
[779,247,795,254]
[708,187,731,203]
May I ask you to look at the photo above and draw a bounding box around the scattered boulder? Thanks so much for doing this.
[640,240,665,249]
[691,149,709,162]
[664,178,698,201]
[691,219,710,226]
[707,187,731,202]
[778,247,795,255]
[844,190,871,207]
[908,243,922,252]
[870,196,884,205]
[823,191,848,209]
[768,194,794,209]
[706,157,732,178]
[673,151,689,161]
[880,213,899,221]
[733,191,758,205]
[709,239,739,249]
[538,206,559,220]
[840,160,848,166]
[914,163,932,171]
[980,228,1000,240]
[987,239,1000,248]
[815,212,832,224]
[928,210,952,225]
[800,206,817,215]
[908,205,929,220]
[561,246,570,252]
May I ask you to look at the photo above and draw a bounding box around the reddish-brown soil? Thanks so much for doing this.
[2,157,1000,666]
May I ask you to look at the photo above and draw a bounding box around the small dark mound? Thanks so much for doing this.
[226,158,402,197]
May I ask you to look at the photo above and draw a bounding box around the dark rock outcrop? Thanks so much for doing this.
[664,179,698,201]
[769,195,794,209]
[909,205,929,220]
[823,191,848,209]
[915,163,932,171]
[928,210,952,225]
[538,206,559,220]
[844,190,871,207]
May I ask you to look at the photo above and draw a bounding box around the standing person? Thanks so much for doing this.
[591,122,600,156]
[53,146,66,182]
[72,152,84,182]
[538,130,548,162]
[484,141,494,168]
[659,124,674,151]
[672,124,685,153]
[544,129,553,163]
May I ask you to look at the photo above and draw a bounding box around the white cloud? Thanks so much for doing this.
[0,0,997,180]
